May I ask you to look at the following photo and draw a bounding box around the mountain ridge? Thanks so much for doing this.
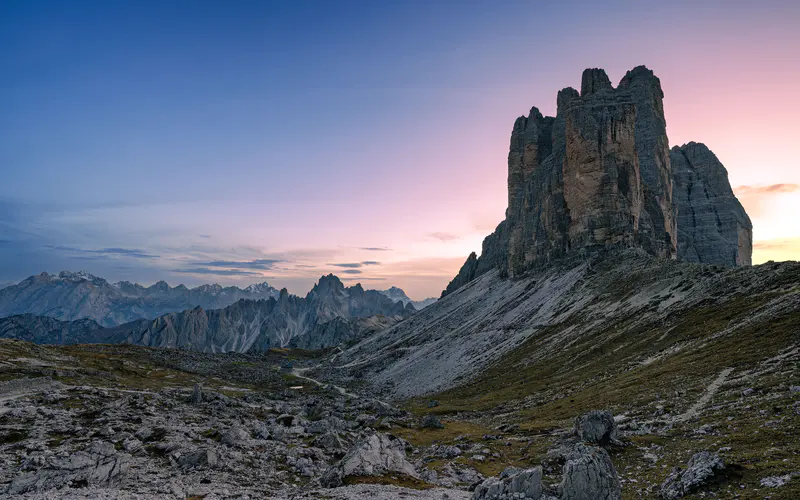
[0,270,427,328]
[0,273,415,352]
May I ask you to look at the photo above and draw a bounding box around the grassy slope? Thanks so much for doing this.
[399,260,800,498]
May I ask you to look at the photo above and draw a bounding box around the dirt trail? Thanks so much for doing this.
[675,367,733,422]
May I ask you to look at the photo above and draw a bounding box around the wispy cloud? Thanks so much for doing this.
[428,232,460,242]
[341,269,362,274]
[359,247,392,252]
[339,276,386,281]
[196,259,283,270]
[48,245,159,259]
[754,239,797,250]
[173,268,262,276]
[734,183,799,196]
[330,261,382,269]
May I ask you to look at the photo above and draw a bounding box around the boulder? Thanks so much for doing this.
[472,466,544,499]
[559,443,621,500]
[660,451,725,499]
[312,432,347,452]
[421,414,444,429]
[573,410,621,446]
[320,433,416,488]
[178,448,219,469]
[190,383,203,404]
[221,426,250,447]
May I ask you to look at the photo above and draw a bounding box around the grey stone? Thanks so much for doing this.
[6,441,130,494]
[190,383,203,404]
[221,426,250,447]
[472,466,543,499]
[660,451,725,499]
[421,415,444,429]
[560,443,621,500]
[178,448,219,469]
[573,410,621,446]
[320,433,417,488]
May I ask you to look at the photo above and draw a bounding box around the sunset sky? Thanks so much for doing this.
[2,0,799,299]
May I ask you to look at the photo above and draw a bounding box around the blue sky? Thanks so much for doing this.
[2,0,799,298]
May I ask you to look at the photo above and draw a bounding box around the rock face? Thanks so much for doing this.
[660,451,725,499]
[560,444,621,500]
[444,66,750,296]
[671,143,752,266]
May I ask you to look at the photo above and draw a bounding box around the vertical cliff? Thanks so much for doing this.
[671,142,753,266]
[443,66,751,297]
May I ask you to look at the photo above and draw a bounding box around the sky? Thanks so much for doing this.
[1,0,799,299]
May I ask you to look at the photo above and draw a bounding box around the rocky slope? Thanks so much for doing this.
[443,66,751,296]
[0,271,281,327]
[0,314,104,345]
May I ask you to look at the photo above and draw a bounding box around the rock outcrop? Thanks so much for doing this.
[444,66,750,296]
[671,142,752,266]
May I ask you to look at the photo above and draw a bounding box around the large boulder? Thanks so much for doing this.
[573,410,621,446]
[6,441,130,495]
[472,466,544,499]
[660,451,725,499]
[559,443,621,500]
[177,447,219,469]
[421,414,444,429]
[320,432,416,488]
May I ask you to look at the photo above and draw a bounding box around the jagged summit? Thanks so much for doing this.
[444,65,751,296]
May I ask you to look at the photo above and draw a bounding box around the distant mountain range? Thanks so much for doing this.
[376,286,437,310]
[0,271,432,327]
[0,273,416,352]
